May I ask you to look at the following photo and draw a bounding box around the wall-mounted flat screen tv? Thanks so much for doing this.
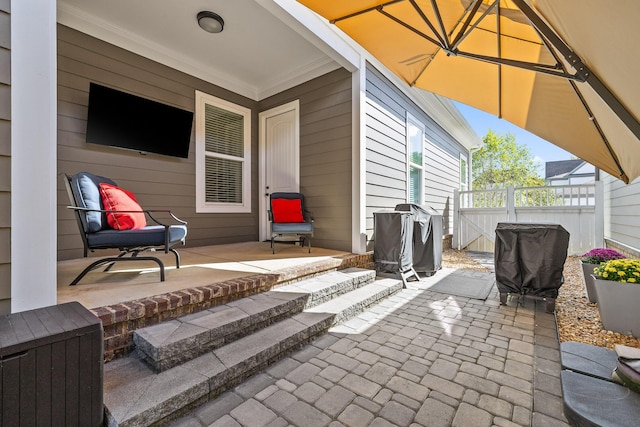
[86,83,194,158]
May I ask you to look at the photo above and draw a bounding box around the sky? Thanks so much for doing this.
[454,101,575,177]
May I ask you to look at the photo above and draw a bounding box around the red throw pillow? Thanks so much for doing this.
[271,198,304,223]
[99,183,147,230]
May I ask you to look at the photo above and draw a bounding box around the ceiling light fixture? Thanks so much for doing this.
[197,11,224,34]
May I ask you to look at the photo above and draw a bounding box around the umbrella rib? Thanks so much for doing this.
[409,0,448,48]
[454,51,579,80]
[512,0,635,183]
[450,0,485,50]
[427,0,450,48]
[330,0,404,24]
[450,0,498,51]
[378,8,444,49]
[569,80,627,182]
[543,32,628,182]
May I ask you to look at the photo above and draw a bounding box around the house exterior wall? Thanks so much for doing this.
[56,25,261,260]
[57,25,354,259]
[0,1,10,314]
[364,63,467,248]
[604,173,640,254]
[259,69,353,252]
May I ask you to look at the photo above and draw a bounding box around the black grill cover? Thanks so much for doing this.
[494,222,570,298]
[395,204,442,275]
[373,211,414,275]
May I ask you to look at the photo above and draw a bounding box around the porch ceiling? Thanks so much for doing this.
[57,0,341,100]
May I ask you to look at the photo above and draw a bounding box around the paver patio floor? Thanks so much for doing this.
[169,264,569,427]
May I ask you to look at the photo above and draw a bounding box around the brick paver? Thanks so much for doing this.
[169,269,570,427]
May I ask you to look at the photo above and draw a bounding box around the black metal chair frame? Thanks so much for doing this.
[268,192,314,254]
[63,173,187,285]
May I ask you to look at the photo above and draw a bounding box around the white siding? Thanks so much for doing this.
[604,172,640,252]
[364,63,470,249]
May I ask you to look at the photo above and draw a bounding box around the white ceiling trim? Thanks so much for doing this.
[264,0,360,72]
[258,56,340,100]
[57,3,259,99]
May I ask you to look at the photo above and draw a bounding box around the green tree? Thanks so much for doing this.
[472,130,544,190]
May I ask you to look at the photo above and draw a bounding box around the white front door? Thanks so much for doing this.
[259,100,300,240]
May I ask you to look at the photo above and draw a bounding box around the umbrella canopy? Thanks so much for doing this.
[297,0,640,183]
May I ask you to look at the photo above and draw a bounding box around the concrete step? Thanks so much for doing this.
[272,268,376,308]
[104,272,402,427]
[134,268,375,372]
[104,312,334,427]
[306,277,404,325]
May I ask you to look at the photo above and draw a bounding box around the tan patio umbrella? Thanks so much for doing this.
[297,0,640,183]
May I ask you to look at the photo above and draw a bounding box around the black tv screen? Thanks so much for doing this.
[86,83,193,158]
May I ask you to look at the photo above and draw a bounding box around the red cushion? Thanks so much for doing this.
[99,183,147,230]
[271,198,304,223]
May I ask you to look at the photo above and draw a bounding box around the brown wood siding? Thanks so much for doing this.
[56,25,261,260]
[0,3,10,314]
[365,63,468,248]
[259,69,353,252]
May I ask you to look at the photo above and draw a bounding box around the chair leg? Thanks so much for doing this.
[103,250,128,272]
[272,237,275,254]
[307,237,311,253]
[170,248,181,268]
[70,256,165,285]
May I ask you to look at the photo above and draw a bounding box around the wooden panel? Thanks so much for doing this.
[0,264,9,299]
[0,12,9,49]
[0,85,9,121]
[35,345,53,426]
[0,120,9,156]
[0,49,9,85]
[0,229,8,263]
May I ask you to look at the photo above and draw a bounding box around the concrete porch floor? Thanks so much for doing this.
[57,241,349,310]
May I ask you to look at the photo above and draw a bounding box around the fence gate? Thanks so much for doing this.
[453,183,603,256]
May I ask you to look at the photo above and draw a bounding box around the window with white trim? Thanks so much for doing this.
[195,91,251,213]
[460,155,469,191]
[407,114,425,204]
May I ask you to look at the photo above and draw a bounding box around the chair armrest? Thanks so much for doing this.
[146,210,187,226]
[67,206,187,226]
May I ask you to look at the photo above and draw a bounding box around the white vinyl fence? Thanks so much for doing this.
[453,183,604,256]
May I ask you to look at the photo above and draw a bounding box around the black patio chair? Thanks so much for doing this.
[268,192,314,254]
[63,172,187,285]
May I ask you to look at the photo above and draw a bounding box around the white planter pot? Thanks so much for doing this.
[592,275,640,337]
[580,261,600,303]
